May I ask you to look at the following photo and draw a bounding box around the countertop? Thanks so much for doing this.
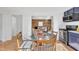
[68,31,79,34]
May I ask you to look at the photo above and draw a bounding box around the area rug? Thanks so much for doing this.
[19,42,69,51]
[56,43,69,51]
[32,43,69,51]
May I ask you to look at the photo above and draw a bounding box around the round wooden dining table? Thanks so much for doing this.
[33,39,49,46]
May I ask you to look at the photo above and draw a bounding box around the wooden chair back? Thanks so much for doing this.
[50,31,57,50]
[16,32,23,48]
[44,31,57,50]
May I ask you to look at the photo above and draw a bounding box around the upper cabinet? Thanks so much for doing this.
[63,7,79,22]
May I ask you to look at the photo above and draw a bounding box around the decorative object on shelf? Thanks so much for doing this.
[77,25,79,32]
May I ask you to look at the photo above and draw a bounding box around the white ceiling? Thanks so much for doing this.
[0,7,71,15]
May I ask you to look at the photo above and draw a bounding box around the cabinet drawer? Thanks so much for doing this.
[69,32,79,38]
[74,7,79,13]
[69,36,77,43]
[67,8,74,15]
[76,38,79,43]
[64,11,68,16]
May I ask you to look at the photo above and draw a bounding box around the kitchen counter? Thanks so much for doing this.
[68,30,79,51]
[68,31,79,34]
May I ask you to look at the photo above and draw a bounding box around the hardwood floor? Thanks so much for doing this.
[32,40,75,51]
[0,32,23,51]
[0,36,19,51]
[56,41,75,51]
[0,38,75,51]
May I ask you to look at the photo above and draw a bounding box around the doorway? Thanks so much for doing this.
[32,16,53,36]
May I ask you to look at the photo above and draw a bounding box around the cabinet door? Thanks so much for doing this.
[69,32,79,50]
[76,37,79,44]
[69,36,76,43]
[68,8,74,15]
[73,7,79,21]
[69,32,78,37]
[69,34,76,43]
[69,32,78,43]
[74,7,79,13]
[64,11,68,16]
[73,13,79,21]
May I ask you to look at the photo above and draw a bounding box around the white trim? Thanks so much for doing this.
[32,16,53,19]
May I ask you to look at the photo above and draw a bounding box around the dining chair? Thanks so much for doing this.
[32,31,57,51]
[43,31,57,51]
[48,31,57,51]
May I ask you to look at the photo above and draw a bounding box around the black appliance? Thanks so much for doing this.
[59,25,78,45]
[66,25,78,30]
[63,16,69,22]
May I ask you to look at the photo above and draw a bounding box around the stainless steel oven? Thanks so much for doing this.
[59,29,68,45]
[59,29,66,43]
[63,30,68,45]
[59,25,78,45]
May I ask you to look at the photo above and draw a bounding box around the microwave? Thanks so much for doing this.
[63,16,72,22]
[68,13,79,21]
[63,13,79,22]
[63,16,69,22]
[68,15,73,20]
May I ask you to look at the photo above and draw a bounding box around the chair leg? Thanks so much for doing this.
[54,43,56,51]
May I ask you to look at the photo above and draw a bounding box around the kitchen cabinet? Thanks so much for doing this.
[73,13,79,21]
[64,11,68,16]
[63,7,79,22]
[74,7,79,13]
[64,8,73,17]
[67,8,74,15]
[69,31,79,50]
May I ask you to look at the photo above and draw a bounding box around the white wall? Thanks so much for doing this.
[0,14,2,41]
[0,7,71,41]
[2,14,12,42]
[12,15,22,34]
[0,13,23,42]
[11,15,17,36]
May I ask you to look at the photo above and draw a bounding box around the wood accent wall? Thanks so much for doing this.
[32,19,52,31]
